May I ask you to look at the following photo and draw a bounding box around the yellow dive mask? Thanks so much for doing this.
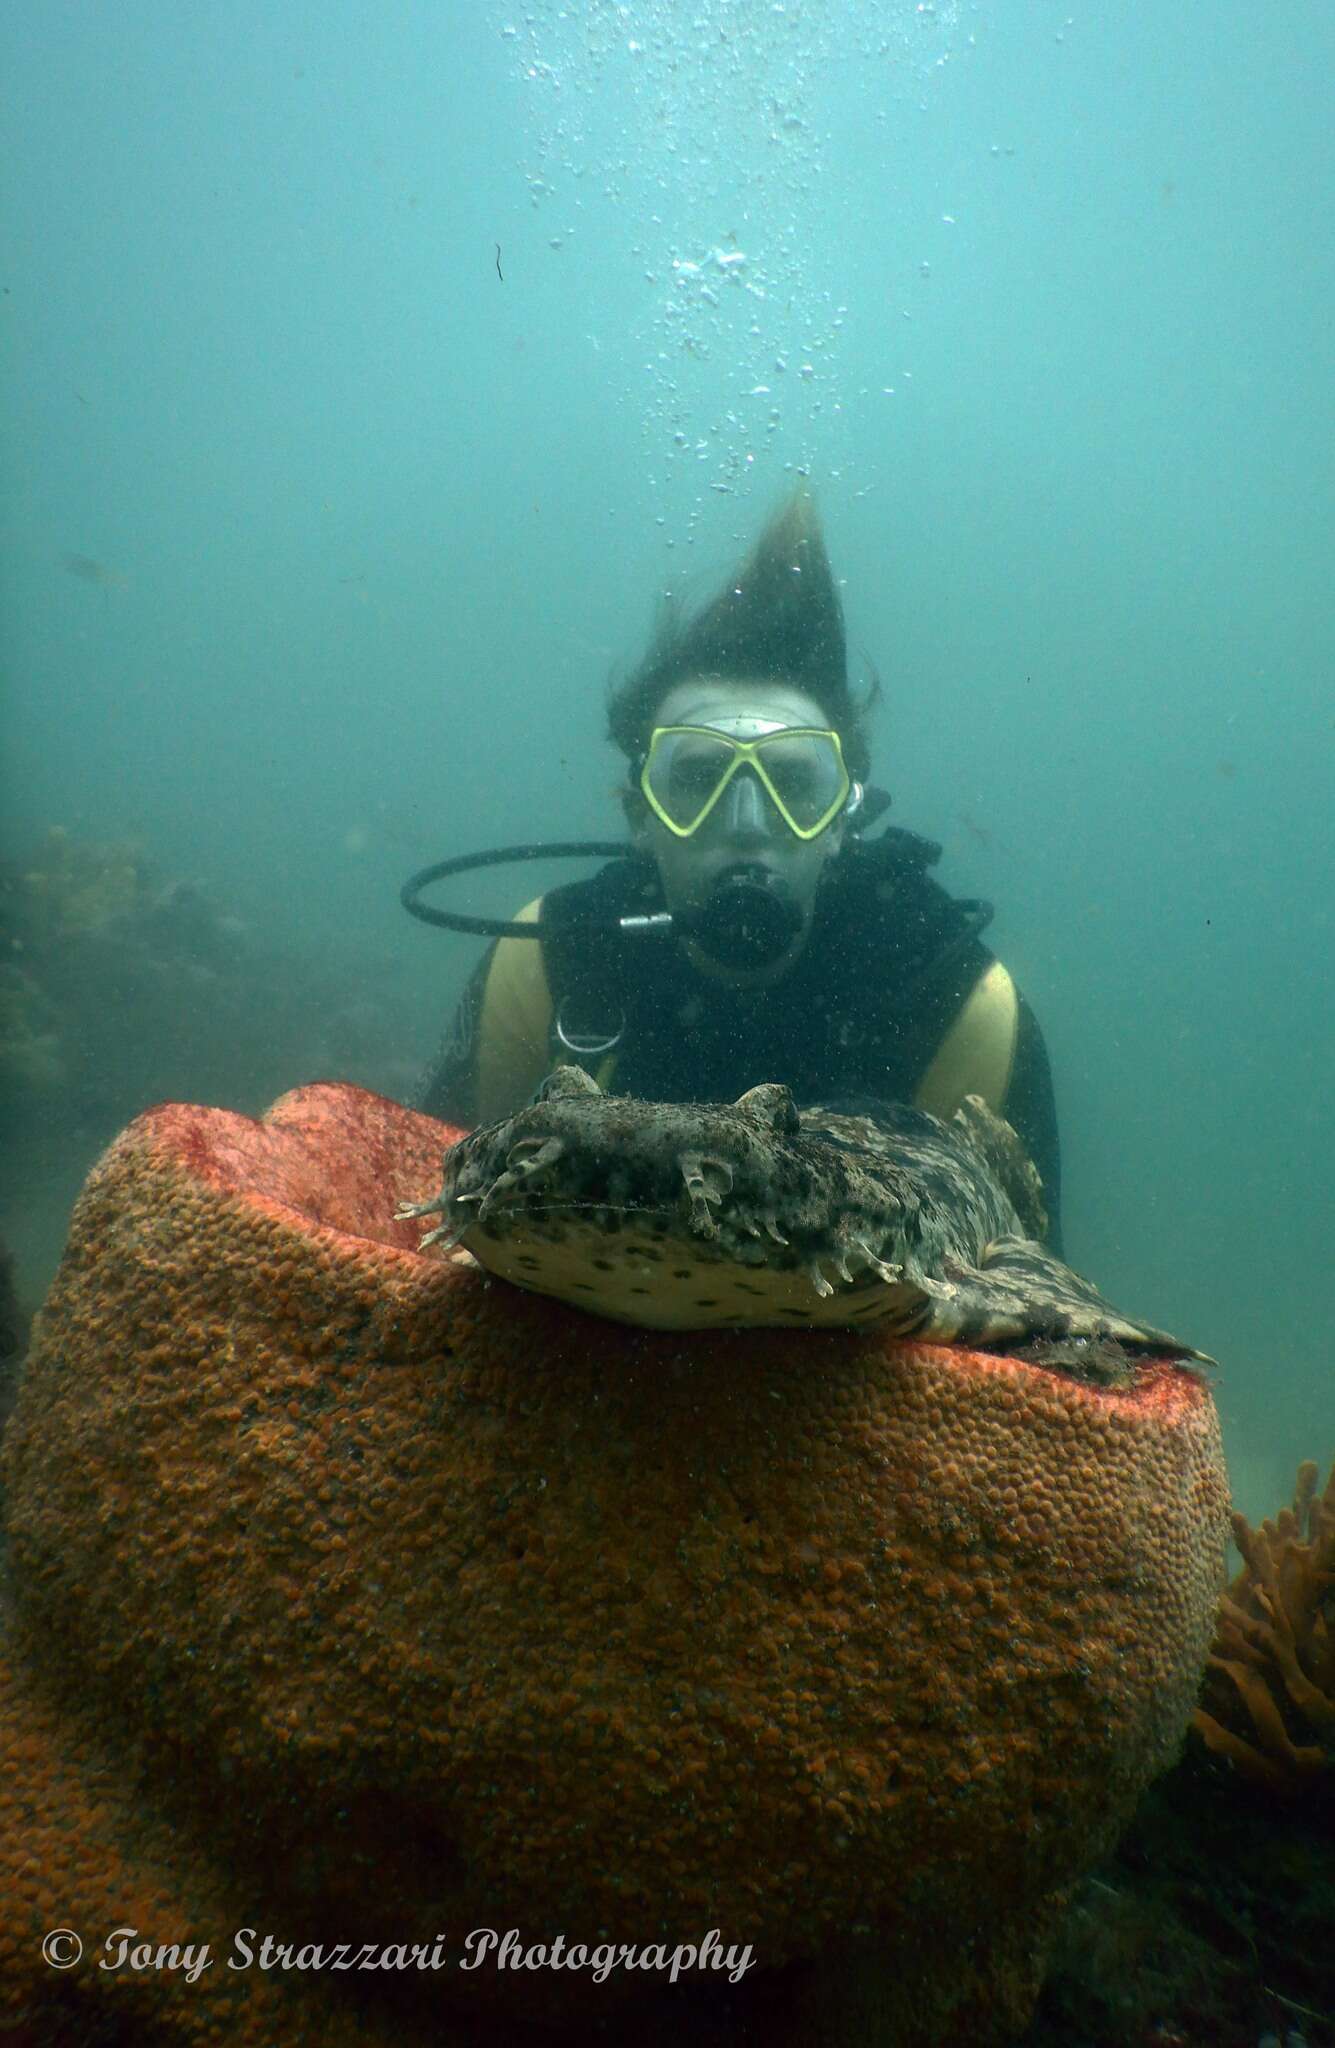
[639,724,852,840]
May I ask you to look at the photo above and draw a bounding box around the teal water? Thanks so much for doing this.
[2,1,1331,1516]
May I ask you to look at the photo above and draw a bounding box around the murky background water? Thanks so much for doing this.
[3,1,1331,1513]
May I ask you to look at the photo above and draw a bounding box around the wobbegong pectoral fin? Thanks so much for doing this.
[972,1234,1212,1363]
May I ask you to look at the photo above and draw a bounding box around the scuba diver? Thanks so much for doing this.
[414,493,1063,1248]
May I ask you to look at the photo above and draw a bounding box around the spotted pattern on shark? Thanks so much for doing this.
[397,1067,1207,1382]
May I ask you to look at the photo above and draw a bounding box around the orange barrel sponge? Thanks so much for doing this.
[0,1084,1230,2047]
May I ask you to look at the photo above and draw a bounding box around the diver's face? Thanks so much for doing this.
[627,678,854,984]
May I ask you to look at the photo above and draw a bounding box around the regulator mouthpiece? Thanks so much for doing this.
[685,867,802,969]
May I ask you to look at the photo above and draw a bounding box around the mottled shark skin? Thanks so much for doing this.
[398,1066,1205,1372]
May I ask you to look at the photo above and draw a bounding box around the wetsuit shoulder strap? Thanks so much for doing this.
[845,828,1061,1246]
[418,897,554,1124]
[538,856,661,1074]
[842,825,995,1004]
[472,898,555,1118]
[914,959,1019,1118]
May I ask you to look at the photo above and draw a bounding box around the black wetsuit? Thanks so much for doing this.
[421,825,1063,1250]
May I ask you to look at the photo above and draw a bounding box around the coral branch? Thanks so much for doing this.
[1193,1459,1335,1796]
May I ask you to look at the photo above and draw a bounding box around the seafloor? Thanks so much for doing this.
[1021,1746,1333,2048]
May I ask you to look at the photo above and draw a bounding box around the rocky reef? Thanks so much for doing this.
[0,1238,27,1441]
[0,827,423,1143]
[0,826,434,1371]
[1026,1736,1335,2047]
[0,1081,1229,2044]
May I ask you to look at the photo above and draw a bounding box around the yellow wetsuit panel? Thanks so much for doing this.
[913,959,1019,1121]
[474,898,555,1125]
